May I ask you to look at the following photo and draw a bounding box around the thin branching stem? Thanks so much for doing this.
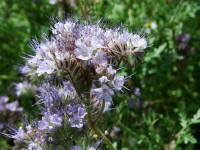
[94,128,116,150]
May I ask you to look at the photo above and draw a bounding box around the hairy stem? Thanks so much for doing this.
[66,70,83,102]
[94,128,116,150]
[87,99,116,150]
[95,100,105,123]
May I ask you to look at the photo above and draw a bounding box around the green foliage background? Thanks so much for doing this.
[0,0,200,149]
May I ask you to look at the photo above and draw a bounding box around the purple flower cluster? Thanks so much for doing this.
[4,18,147,149]
[14,81,38,97]
[37,82,87,130]
[4,82,88,149]
[0,96,23,112]
[22,18,146,80]
[67,104,87,128]
[5,125,44,150]
[0,96,23,130]
[38,113,63,130]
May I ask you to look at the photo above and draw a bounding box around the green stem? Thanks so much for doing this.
[95,100,105,123]
[94,128,116,150]
[118,121,138,138]
[164,124,189,150]
[87,100,116,150]
[66,70,83,102]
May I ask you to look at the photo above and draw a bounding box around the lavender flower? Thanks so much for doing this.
[130,34,147,50]
[107,65,116,75]
[4,127,27,142]
[38,83,61,109]
[92,50,107,65]
[15,81,37,96]
[58,81,77,100]
[0,96,8,111]
[134,87,141,97]
[112,75,125,91]
[49,114,63,126]
[12,127,27,140]
[95,64,107,74]
[28,142,43,150]
[99,76,109,83]
[68,104,87,128]
[5,101,23,112]
[74,39,94,61]
[92,84,114,102]
[103,101,112,112]
[5,124,46,149]
[0,96,23,131]
[36,60,56,76]
[38,118,49,131]
[38,113,63,131]
[0,96,23,112]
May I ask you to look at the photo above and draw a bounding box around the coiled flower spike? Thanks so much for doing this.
[4,17,148,150]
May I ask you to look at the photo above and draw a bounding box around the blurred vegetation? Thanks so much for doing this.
[1,0,200,149]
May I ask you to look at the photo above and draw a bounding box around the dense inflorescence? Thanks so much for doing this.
[5,18,147,150]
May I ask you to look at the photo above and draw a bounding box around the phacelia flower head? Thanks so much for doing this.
[6,17,148,150]
[22,18,147,92]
